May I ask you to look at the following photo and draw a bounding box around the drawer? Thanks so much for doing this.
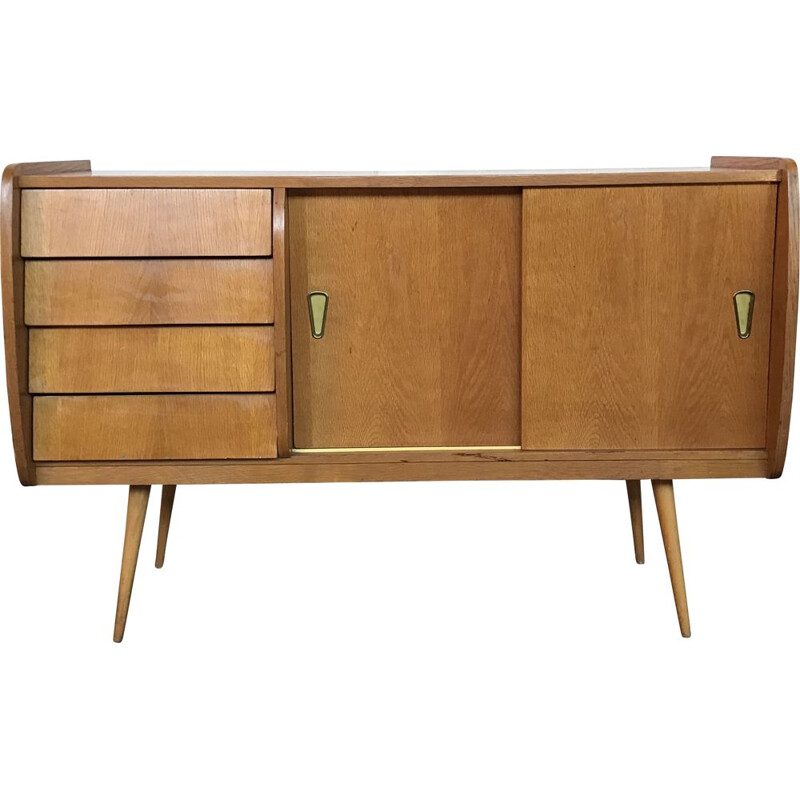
[29,326,275,393]
[21,189,272,257]
[25,259,274,325]
[33,394,277,460]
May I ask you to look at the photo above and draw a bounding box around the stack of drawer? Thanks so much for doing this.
[21,188,277,461]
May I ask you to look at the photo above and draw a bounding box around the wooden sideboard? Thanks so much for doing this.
[2,158,797,641]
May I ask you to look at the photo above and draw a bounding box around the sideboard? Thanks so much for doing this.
[2,157,797,641]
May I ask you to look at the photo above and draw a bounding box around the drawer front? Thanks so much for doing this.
[25,259,274,325]
[33,394,277,460]
[21,189,272,257]
[29,326,275,393]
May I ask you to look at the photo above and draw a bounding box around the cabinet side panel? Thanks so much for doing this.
[522,184,777,450]
[765,161,799,476]
[0,166,32,483]
[2,161,90,484]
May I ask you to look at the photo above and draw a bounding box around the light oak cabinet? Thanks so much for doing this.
[2,157,797,641]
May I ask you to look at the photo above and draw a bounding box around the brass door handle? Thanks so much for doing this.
[733,291,754,339]
[308,291,329,339]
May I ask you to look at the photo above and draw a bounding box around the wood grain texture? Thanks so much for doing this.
[522,184,777,450]
[269,447,766,463]
[21,189,272,257]
[2,160,90,486]
[17,169,781,190]
[626,480,644,564]
[290,190,521,448]
[766,161,798,477]
[33,456,769,485]
[6,161,92,177]
[29,326,274,393]
[25,259,273,325]
[33,394,277,460]
[4,159,794,492]
[155,485,176,569]
[711,158,798,477]
[272,189,293,456]
[711,156,787,170]
[114,485,151,642]
[652,479,691,637]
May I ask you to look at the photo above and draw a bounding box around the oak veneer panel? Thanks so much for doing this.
[21,189,272,257]
[31,447,767,472]
[522,184,778,450]
[765,160,799,476]
[29,326,274,393]
[33,455,770,485]
[25,259,273,325]
[17,169,781,189]
[271,189,294,457]
[289,190,521,448]
[1,165,33,484]
[33,394,277,460]
[2,162,90,485]
[712,158,799,476]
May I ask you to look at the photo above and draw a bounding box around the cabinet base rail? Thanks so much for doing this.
[112,479,691,642]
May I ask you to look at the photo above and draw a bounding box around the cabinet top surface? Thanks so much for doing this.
[15,167,781,189]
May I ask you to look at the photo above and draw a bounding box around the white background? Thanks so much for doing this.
[1,1,798,797]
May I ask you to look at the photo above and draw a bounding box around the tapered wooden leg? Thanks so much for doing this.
[113,485,151,643]
[651,479,691,638]
[625,480,645,564]
[155,485,176,569]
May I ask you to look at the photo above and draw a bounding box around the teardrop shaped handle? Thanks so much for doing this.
[308,291,329,339]
[733,291,754,339]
